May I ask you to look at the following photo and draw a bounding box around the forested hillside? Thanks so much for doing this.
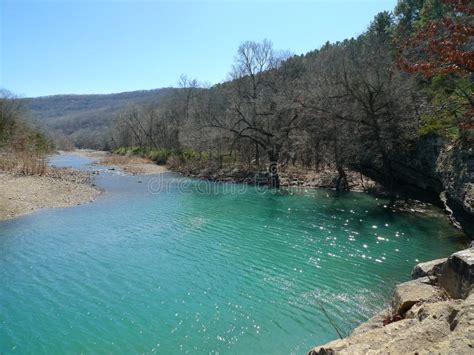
[108,0,473,233]
[23,88,172,149]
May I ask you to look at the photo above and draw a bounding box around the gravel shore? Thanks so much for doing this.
[0,167,100,221]
[0,150,167,221]
[74,149,168,175]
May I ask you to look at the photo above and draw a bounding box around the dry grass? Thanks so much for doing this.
[99,154,152,166]
[0,150,47,176]
[90,152,167,175]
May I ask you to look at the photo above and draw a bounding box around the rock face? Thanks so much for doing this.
[392,277,445,315]
[356,135,474,236]
[310,294,474,355]
[411,257,447,279]
[437,138,474,236]
[309,248,474,354]
[437,139,474,215]
[439,249,474,299]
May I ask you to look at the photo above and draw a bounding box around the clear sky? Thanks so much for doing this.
[1,0,398,97]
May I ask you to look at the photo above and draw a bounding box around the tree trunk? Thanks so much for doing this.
[255,142,260,167]
[268,145,280,189]
[382,152,396,205]
[335,164,348,192]
[314,141,321,172]
[333,138,348,192]
[369,113,396,203]
[268,161,280,188]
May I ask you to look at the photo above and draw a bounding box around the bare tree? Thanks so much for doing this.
[205,39,299,187]
[0,89,23,144]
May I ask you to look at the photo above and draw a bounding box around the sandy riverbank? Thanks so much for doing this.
[0,150,167,221]
[73,149,168,175]
[0,167,100,221]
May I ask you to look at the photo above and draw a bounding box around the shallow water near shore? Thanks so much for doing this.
[0,153,465,354]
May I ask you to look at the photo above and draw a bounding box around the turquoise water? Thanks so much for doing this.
[0,154,464,354]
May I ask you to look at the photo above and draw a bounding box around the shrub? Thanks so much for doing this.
[113,146,208,166]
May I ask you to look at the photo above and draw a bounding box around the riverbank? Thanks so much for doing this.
[309,247,474,354]
[0,167,99,221]
[0,150,170,221]
[172,163,463,221]
[170,164,379,192]
[75,149,463,227]
[73,149,168,175]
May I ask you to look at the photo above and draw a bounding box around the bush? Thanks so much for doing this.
[145,149,171,164]
[113,146,209,166]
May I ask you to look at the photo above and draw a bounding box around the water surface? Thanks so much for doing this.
[0,154,463,354]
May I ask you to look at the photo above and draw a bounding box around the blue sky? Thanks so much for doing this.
[1,0,397,97]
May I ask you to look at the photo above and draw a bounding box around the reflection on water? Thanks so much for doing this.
[0,153,464,354]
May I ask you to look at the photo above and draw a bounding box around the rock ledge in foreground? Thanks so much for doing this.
[309,248,474,355]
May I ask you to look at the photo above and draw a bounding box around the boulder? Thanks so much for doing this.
[392,277,445,315]
[309,249,474,354]
[439,248,474,299]
[411,257,447,279]
[308,297,474,355]
[350,311,387,337]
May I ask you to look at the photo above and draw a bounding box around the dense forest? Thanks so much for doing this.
[109,0,472,191]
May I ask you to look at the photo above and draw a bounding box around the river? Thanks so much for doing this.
[0,153,464,354]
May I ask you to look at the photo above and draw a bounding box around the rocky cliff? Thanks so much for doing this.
[309,248,474,354]
[437,138,474,236]
[358,135,474,236]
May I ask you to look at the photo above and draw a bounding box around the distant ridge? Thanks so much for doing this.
[22,88,173,149]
